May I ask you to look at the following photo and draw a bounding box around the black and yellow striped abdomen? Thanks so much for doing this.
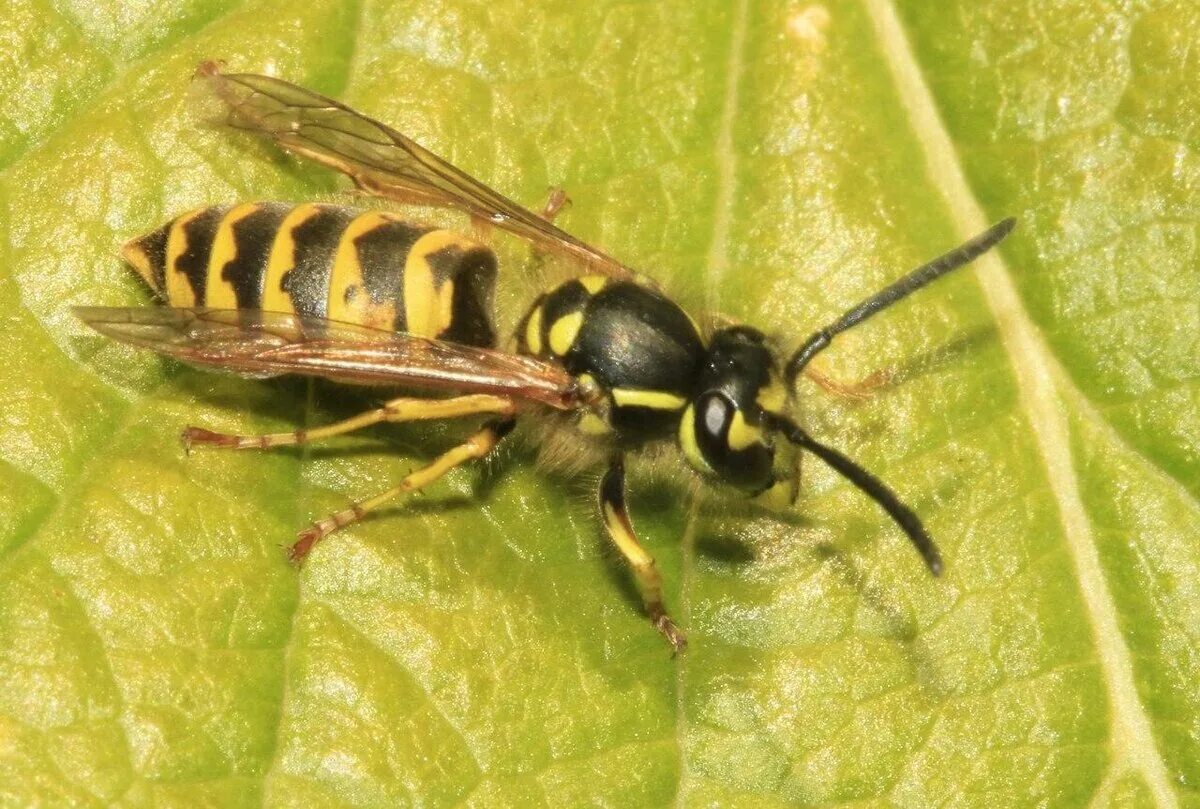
[123,202,498,347]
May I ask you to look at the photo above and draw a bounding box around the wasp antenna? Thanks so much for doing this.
[786,217,1017,386]
[767,415,943,576]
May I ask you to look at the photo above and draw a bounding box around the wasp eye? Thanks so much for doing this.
[700,393,731,440]
[686,392,775,492]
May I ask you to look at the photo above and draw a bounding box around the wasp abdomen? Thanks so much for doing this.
[122,202,498,346]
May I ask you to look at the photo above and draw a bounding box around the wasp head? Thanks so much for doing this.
[679,326,791,496]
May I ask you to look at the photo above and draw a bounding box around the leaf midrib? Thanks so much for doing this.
[259,1,365,802]
[862,0,1179,805]
[3,1,1185,803]
[679,0,750,800]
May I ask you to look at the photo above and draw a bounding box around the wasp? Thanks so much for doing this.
[76,63,1015,652]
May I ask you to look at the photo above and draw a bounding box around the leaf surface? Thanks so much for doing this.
[0,1,1195,806]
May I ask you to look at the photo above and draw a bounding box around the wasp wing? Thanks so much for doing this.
[196,62,636,281]
[75,307,581,410]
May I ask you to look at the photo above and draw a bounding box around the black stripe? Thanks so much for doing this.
[139,224,170,293]
[427,245,498,347]
[175,207,227,305]
[539,278,589,326]
[515,294,546,354]
[220,203,291,309]
[280,206,354,318]
[352,219,430,330]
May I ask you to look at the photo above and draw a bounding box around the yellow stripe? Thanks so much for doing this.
[121,239,156,290]
[404,230,476,338]
[753,476,797,510]
[578,412,611,435]
[328,211,399,330]
[204,203,261,309]
[164,208,206,306]
[524,304,544,354]
[262,204,323,314]
[548,310,584,356]
[611,388,687,410]
[578,274,608,294]
[756,373,788,415]
[726,410,763,450]
[678,405,712,474]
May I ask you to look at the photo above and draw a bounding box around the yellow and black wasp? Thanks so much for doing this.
[76,63,1014,652]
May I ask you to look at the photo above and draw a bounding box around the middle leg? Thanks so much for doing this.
[290,418,515,562]
[599,455,687,653]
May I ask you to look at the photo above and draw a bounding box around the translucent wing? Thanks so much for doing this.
[75,307,582,410]
[197,61,637,281]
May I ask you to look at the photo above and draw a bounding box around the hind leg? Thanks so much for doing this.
[183,394,516,451]
[290,419,514,561]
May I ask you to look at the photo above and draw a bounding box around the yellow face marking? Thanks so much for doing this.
[756,373,788,415]
[578,274,608,294]
[753,475,797,510]
[611,388,687,411]
[329,211,399,331]
[523,305,544,354]
[726,410,764,451]
[164,208,206,307]
[577,412,612,435]
[678,405,712,474]
[548,310,584,356]
[405,230,478,338]
[263,204,323,313]
[204,203,262,310]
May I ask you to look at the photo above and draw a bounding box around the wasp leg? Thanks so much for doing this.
[541,187,571,222]
[470,186,570,246]
[803,364,892,401]
[599,456,687,653]
[290,418,514,562]
[183,394,516,451]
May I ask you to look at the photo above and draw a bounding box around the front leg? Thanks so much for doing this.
[599,456,687,653]
[803,363,891,400]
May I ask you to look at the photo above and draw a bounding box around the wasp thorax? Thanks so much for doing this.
[519,277,706,445]
[679,326,788,493]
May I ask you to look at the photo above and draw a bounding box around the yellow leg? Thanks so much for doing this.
[599,456,686,653]
[183,394,515,451]
[290,420,513,562]
[804,363,891,400]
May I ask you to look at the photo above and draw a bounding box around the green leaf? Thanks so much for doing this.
[1,0,1196,806]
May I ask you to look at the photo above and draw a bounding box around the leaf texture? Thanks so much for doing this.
[0,1,1195,806]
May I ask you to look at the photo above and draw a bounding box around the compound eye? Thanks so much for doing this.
[690,392,775,491]
[698,392,732,444]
